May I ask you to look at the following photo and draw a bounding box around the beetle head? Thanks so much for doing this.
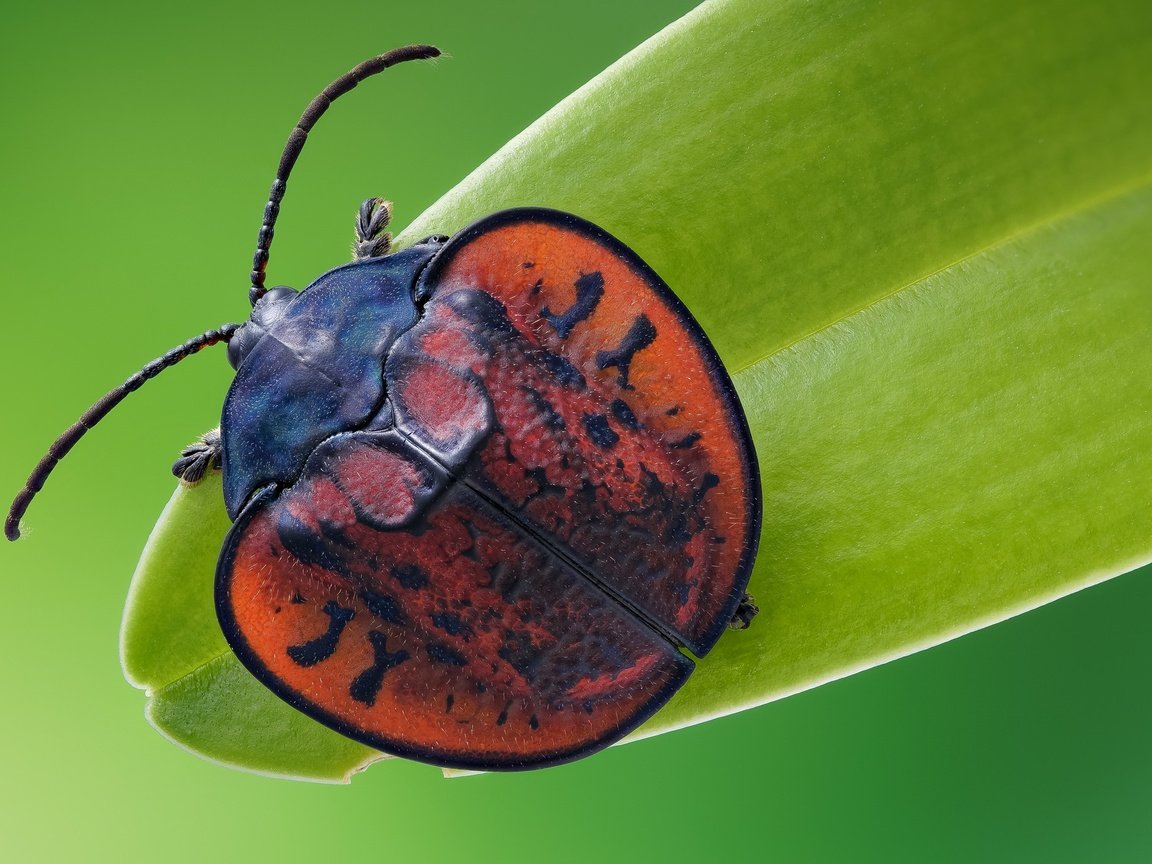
[227,286,298,370]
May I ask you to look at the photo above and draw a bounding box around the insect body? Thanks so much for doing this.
[8,46,761,770]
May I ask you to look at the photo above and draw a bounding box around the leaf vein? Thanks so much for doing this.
[730,169,1152,377]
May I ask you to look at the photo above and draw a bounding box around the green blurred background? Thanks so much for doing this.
[2,1,1151,861]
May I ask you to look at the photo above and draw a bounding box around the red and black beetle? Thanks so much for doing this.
[7,46,761,770]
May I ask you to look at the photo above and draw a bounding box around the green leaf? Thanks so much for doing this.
[121,477,383,782]
[122,0,1152,781]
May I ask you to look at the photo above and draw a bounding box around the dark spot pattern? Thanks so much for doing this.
[596,314,657,389]
[610,398,639,430]
[317,517,357,550]
[582,413,620,449]
[670,431,703,449]
[538,349,586,389]
[426,641,468,666]
[361,589,407,625]
[542,271,604,339]
[277,510,349,577]
[445,289,517,335]
[694,472,720,504]
[287,600,354,667]
[390,563,428,590]
[523,467,566,508]
[524,387,566,430]
[499,630,544,679]
[431,611,473,639]
[459,519,484,562]
[349,631,411,706]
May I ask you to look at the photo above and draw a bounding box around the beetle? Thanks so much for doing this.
[7,45,761,771]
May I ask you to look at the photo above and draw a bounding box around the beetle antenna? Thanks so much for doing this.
[6,324,241,541]
[248,44,442,307]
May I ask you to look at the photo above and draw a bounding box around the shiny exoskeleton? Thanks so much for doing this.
[6,47,761,772]
[219,208,760,768]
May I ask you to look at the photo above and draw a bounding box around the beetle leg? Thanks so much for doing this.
[172,428,223,483]
[727,593,759,630]
[352,197,393,260]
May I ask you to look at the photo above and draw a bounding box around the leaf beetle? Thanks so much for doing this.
[8,45,761,770]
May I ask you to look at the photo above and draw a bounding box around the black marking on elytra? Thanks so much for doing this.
[274,606,282,614]
[495,563,525,602]
[667,507,694,546]
[496,705,509,726]
[277,510,350,577]
[362,588,406,625]
[459,518,485,563]
[391,563,428,590]
[287,600,354,667]
[498,434,517,463]
[427,641,468,666]
[499,630,543,678]
[693,472,720,504]
[529,714,540,731]
[610,398,639,430]
[318,517,358,552]
[446,694,455,713]
[583,413,620,449]
[666,405,681,416]
[639,464,666,499]
[574,477,599,507]
[431,611,473,639]
[596,314,656,389]
[522,261,535,269]
[524,386,566,430]
[670,431,703,449]
[349,631,411,707]
[637,462,701,547]
[541,271,604,339]
[672,581,693,605]
[538,348,587,390]
[291,592,307,605]
[523,467,566,508]
[445,288,517,335]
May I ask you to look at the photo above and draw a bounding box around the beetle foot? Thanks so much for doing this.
[172,428,223,484]
[353,197,393,260]
[728,593,759,630]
